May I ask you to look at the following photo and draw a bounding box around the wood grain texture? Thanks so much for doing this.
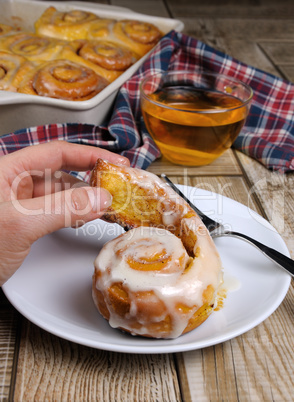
[0,290,19,401]
[180,314,294,401]
[235,151,294,257]
[13,321,181,401]
[111,0,170,17]
[147,149,242,176]
[166,0,294,19]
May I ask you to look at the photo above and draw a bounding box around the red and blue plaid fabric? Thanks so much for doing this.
[0,30,293,173]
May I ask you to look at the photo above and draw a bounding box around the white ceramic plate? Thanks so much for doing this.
[2,186,291,354]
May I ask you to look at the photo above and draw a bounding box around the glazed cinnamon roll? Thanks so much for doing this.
[17,59,108,101]
[91,159,223,339]
[34,6,113,41]
[62,39,138,82]
[87,19,115,40]
[111,19,162,57]
[34,7,162,58]
[78,40,137,71]
[0,51,34,91]
[0,32,72,62]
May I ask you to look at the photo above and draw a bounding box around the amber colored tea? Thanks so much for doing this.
[141,86,247,166]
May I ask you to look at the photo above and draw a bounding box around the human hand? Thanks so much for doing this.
[0,141,130,286]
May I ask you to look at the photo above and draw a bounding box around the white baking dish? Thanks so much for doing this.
[0,0,184,135]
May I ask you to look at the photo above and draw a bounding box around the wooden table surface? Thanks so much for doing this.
[1,0,294,400]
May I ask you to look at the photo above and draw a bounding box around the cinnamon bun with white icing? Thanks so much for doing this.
[61,39,138,83]
[90,159,223,339]
[0,6,163,99]
[0,32,71,62]
[111,19,162,57]
[17,59,108,101]
[34,7,163,58]
[34,6,111,41]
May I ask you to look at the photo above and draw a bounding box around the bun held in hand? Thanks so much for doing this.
[90,159,223,339]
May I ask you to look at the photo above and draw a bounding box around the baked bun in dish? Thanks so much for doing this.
[34,6,110,41]
[17,59,108,101]
[0,51,34,92]
[61,39,138,83]
[0,6,163,100]
[34,7,162,58]
[34,7,162,53]
[90,159,223,339]
[0,32,72,62]
[110,19,162,57]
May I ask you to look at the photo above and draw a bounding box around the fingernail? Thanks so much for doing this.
[116,156,130,166]
[86,187,112,212]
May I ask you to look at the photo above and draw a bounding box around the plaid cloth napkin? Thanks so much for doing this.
[0,30,293,175]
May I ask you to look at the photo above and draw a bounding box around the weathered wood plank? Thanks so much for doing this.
[147,149,242,177]
[279,65,294,82]
[235,151,294,258]
[13,321,181,401]
[0,290,19,401]
[177,18,294,77]
[110,0,170,17]
[166,0,294,19]
[259,40,294,65]
[179,304,294,402]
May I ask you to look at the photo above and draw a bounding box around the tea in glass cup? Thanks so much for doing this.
[140,71,253,166]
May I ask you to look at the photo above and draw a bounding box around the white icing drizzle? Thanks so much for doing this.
[0,53,23,91]
[94,224,222,339]
[93,164,223,338]
[112,163,191,227]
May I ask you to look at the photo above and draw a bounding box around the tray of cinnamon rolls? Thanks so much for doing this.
[0,0,184,135]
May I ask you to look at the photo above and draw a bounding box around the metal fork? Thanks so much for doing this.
[161,174,294,278]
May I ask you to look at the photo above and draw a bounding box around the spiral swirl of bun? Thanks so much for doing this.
[34,6,105,40]
[87,19,115,40]
[59,39,138,83]
[0,6,163,100]
[0,32,72,62]
[90,159,223,339]
[0,51,34,92]
[34,7,162,57]
[17,59,108,101]
[112,19,162,57]
[78,40,136,71]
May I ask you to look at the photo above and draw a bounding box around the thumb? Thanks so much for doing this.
[11,186,113,242]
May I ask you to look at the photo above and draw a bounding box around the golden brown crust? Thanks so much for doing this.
[90,158,199,254]
[17,59,108,101]
[0,32,71,62]
[34,6,100,40]
[0,51,34,91]
[78,40,137,71]
[112,19,162,57]
[92,257,216,338]
[0,6,162,99]
[34,7,162,58]
[59,39,137,83]
[90,159,223,338]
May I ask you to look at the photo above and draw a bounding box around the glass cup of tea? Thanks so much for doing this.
[140,70,253,166]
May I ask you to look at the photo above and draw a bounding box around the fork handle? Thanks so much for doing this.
[212,230,294,278]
